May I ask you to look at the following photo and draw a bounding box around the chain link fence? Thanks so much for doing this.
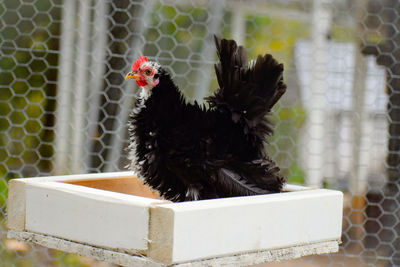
[0,0,398,266]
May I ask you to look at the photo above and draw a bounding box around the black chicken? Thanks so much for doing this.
[125,36,287,202]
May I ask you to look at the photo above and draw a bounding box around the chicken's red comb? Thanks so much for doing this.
[131,56,148,71]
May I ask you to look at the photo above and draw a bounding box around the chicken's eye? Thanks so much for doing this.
[144,69,152,75]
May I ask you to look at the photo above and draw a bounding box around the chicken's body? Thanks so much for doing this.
[127,36,286,202]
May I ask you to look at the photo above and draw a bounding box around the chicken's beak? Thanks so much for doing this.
[125,72,140,80]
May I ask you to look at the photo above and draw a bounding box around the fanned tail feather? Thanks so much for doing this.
[239,159,286,193]
[207,35,287,136]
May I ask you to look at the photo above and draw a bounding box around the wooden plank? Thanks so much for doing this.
[23,180,167,254]
[7,230,163,267]
[174,240,339,267]
[149,189,343,264]
[6,179,26,231]
[7,230,339,267]
[148,206,175,263]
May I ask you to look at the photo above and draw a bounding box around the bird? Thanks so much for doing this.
[125,36,287,202]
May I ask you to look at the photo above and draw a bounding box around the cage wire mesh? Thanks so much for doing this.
[0,0,398,266]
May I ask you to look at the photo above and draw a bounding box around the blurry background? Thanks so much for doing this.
[0,0,398,266]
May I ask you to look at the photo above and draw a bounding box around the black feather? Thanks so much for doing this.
[128,36,287,202]
[217,168,268,196]
[207,36,287,140]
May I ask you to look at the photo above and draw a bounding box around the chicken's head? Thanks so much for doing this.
[125,56,161,91]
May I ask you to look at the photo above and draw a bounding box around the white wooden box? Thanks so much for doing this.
[7,172,343,266]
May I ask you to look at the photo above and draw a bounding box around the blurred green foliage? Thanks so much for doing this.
[0,0,62,265]
[269,104,307,184]
[244,15,309,184]
[246,15,309,66]
[0,0,60,181]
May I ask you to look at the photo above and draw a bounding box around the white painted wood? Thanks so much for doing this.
[6,171,343,265]
[22,180,166,254]
[193,0,225,102]
[305,0,332,187]
[6,179,26,230]
[231,9,245,46]
[86,0,109,167]
[8,230,338,267]
[174,240,339,267]
[149,189,343,264]
[350,28,369,195]
[54,0,76,174]
[283,183,314,191]
[71,0,91,173]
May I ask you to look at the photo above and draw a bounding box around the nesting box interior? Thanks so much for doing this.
[62,175,160,199]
